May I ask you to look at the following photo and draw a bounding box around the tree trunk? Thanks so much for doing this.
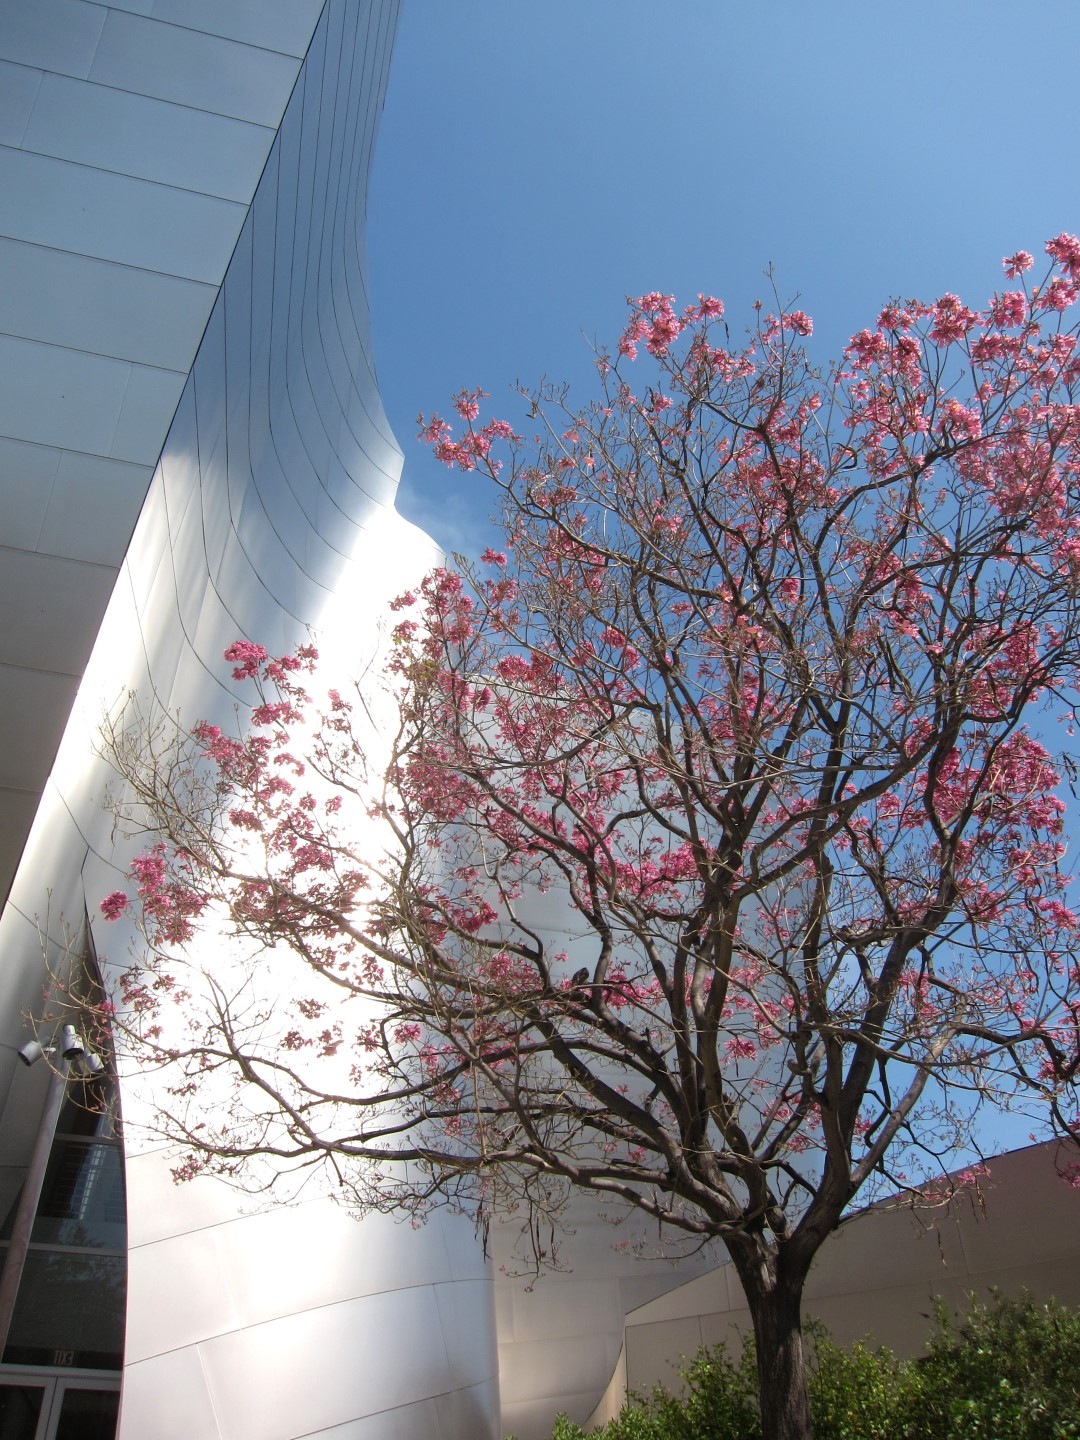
[727,1240,813,1440]
[749,1276,813,1440]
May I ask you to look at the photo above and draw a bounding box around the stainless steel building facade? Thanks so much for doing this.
[0,3,501,1435]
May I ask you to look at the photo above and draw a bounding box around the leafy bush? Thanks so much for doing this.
[522,1293,1080,1440]
[611,1341,760,1440]
[898,1294,1080,1440]
[531,1340,760,1440]
[805,1327,904,1440]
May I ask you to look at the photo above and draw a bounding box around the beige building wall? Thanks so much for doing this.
[589,1141,1080,1427]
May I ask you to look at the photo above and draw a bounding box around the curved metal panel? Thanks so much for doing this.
[0,1,501,1436]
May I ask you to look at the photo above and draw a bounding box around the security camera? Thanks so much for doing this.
[60,1025,86,1062]
[17,1027,104,1077]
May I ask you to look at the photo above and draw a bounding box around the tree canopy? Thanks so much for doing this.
[98,239,1080,1440]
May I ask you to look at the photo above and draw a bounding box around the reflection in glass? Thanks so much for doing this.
[54,1387,121,1440]
[2,1252,125,1370]
[0,1385,43,1440]
[29,1143,126,1251]
[54,1084,119,1142]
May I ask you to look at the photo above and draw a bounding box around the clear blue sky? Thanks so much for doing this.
[369,0,1080,563]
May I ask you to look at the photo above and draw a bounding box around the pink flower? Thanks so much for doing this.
[417,413,451,446]
[634,291,674,311]
[988,289,1027,327]
[99,891,130,921]
[647,311,682,357]
[1046,232,1080,277]
[929,294,976,346]
[943,401,982,440]
[777,576,801,604]
[783,310,813,337]
[626,294,684,357]
[878,305,912,329]
[618,313,649,362]
[224,640,268,680]
[130,850,167,890]
[1003,250,1034,278]
[453,389,484,421]
[1039,276,1078,313]
[192,722,243,766]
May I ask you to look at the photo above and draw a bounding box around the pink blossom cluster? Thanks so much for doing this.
[88,245,1080,1234]
[402,243,1080,1165]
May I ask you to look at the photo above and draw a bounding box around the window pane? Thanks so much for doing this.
[2,1252,125,1371]
[0,1384,44,1440]
[55,1082,119,1141]
[53,1387,119,1440]
[32,1142,126,1250]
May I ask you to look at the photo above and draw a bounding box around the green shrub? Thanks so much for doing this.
[805,1326,904,1440]
[549,1418,587,1440]
[525,1293,1080,1440]
[523,1341,759,1440]
[624,1341,760,1440]
[898,1293,1080,1440]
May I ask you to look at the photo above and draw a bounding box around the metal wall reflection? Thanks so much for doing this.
[0,2,500,1436]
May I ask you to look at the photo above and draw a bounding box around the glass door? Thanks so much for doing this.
[0,1375,119,1440]
[48,1381,120,1440]
[0,1383,45,1440]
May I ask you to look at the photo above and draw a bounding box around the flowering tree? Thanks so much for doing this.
[98,241,1080,1440]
